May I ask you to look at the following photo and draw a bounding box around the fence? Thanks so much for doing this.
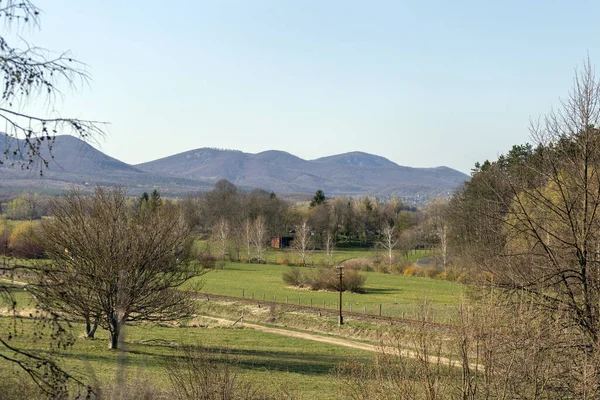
[194,291,456,331]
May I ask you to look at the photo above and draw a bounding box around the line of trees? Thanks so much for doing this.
[446,58,600,395]
[185,179,450,268]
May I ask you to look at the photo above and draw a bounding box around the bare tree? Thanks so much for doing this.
[292,219,313,267]
[251,215,267,263]
[212,218,230,263]
[241,218,253,261]
[0,2,105,393]
[450,58,600,394]
[427,199,449,270]
[0,1,104,172]
[324,230,335,267]
[35,187,204,350]
[379,222,398,269]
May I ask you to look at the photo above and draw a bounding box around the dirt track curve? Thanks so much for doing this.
[201,316,478,369]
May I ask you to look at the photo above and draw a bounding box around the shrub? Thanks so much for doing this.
[8,221,44,259]
[424,267,443,279]
[276,257,290,266]
[402,265,424,277]
[282,267,302,287]
[282,267,367,293]
[196,252,216,269]
[373,262,389,274]
[343,269,367,294]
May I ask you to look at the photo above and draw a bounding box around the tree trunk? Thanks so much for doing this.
[108,317,121,350]
[84,314,99,339]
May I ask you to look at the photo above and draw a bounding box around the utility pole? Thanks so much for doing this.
[337,264,344,325]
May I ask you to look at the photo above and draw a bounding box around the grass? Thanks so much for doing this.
[185,262,464,322]
[195,239,431,266]
[0,316,371,398]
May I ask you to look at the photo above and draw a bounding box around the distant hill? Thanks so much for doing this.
[136,147,469,199]
[0,135,468,199]
[0,134,213,195]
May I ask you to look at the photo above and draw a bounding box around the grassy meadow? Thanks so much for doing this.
[185,261,463,323]
[0,316,372,399]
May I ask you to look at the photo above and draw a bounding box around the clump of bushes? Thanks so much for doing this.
[195,251,216,269]
[276,256,290,266]
[6,220,44,259]
[283,267,367,293]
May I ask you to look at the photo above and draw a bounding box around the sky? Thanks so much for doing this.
[15,0,600,174]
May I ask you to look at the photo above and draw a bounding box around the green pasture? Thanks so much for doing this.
[186,262,463,323]
[0,317,370,398]
[194,239,431,266]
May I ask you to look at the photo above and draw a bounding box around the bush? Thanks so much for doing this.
[0,234,9,256]
[343,269,367,294]
[8,221,44,259]
[402,265,424,277]
[373,262,389,274]
[196,252,216,269]
[276,256,290,266]
[282,267,302,287]
[424,267,443,279]
[391,260,410,275]
[282,267,367,293]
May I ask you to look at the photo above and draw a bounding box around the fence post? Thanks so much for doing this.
[310,299,313,307]
[379,304,382,316]
[242,289,245,299]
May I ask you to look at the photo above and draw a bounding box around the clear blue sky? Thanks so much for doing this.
[24,0,600,173]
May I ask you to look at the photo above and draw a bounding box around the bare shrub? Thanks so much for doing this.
[282,267,366,293]
[335,305,451,399]
[282,267,302,287]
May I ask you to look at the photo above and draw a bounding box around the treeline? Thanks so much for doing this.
[180,179,450,264]
[442,61,600,396]
[1,181,451,266]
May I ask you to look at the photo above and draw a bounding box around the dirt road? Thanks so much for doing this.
[200,315,477,369]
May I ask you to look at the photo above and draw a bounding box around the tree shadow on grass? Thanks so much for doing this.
[54,342,370,377]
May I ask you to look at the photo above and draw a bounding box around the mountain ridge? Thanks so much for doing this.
[1,135,469,200]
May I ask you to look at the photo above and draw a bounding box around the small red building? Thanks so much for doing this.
[271,236,294,249]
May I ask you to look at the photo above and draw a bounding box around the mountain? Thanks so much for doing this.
[0,135,469,199]
[136,147,469,199]
[313,152,399,168]
[0,134,213,195]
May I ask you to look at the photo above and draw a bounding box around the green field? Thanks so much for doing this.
[186,262,463,322]
[0,317,370,399]
[195,239,431,266]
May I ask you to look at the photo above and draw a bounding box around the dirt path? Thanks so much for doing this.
[200,315,477,369]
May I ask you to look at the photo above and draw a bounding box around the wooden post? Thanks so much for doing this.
[242,289,245,299]
[379,304,382,316]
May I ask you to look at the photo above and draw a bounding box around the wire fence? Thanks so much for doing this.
[193,291,457,331]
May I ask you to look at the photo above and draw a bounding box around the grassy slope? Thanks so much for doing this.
[0,317,370,398]
[186,262,463,322]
